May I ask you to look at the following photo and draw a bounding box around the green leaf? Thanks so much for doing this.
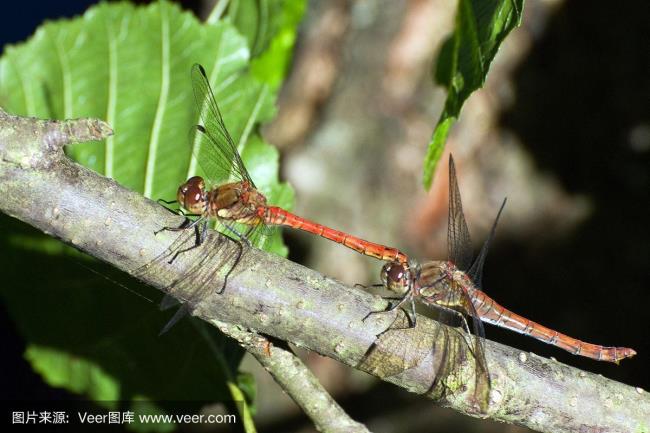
[226,0,278,57]
[213,0,306,89]
[249,0,307,89]
[26,345,120,403]
[0,2,294,253]
[0,220,250,431]
[225,0,298,57]
[422,0,524,188]
[0,0,302,425]
[236,371,257,414]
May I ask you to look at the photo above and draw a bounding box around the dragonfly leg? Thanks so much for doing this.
[386,291,419,329]
[154,214,203,236]
[199,218,209,243]
[362,291,414,325]
[429,303,471,336]
[363,265,420,324]
[459,315,471,337]
[385,292,412,313]
[354,283,384,289]
[215,224,256,294]
[221,222,254,247]
[242,226,257,247]
[365,296,419,332]
[408,296,417,328]
[167,219,207,264]
[156,199,192,218]
[218,238,244,294]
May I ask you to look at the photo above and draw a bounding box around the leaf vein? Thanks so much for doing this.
[144,4,171,198]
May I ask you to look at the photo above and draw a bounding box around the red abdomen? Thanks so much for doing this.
[470,290,636,363]
[262,206,408,264]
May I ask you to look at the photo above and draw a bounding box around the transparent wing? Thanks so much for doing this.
[447,155,473,270]
[216,215,278,252]
[444,278,490,412]
[457,280,491,412]
[417,261,490,412]
[358,310,446,379]
[467,198,507,287]
[133,228,250,333]
[190,64,255,187]
[447,154,491,410]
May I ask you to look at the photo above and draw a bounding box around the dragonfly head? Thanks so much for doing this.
[177,176,207,214]
[381,261,415,296]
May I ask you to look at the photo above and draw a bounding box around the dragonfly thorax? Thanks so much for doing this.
[208,181,268,225]
[416,261,472,309]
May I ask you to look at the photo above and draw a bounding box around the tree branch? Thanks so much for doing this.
[214,322,369,433]
[0,108,367,433]
[0,109,647,433]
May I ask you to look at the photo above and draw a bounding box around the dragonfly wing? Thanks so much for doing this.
[447,155,473,271]
[133,228,250,333]
[457,281,490,412]
[358,310,441,379]
[158,304,191,336]
[159,293,180,311]
[215,217,277,252]
[190,64,255,186]
[413,262,488,411]
[423,272,490,412]
[467,197,507,288]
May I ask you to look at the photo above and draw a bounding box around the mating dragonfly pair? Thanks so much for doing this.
[156,64,636,410]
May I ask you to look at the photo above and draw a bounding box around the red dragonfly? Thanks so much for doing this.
[158,64,406,279]
[381,155,637,365]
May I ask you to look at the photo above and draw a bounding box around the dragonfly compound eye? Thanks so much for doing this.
[381,262,409,294]
[177,176,206,214]
[387,264,405,282]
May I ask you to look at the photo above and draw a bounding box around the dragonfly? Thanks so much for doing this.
[365,154,494,411]
[381,155,637,366]
[155,64,407,297]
